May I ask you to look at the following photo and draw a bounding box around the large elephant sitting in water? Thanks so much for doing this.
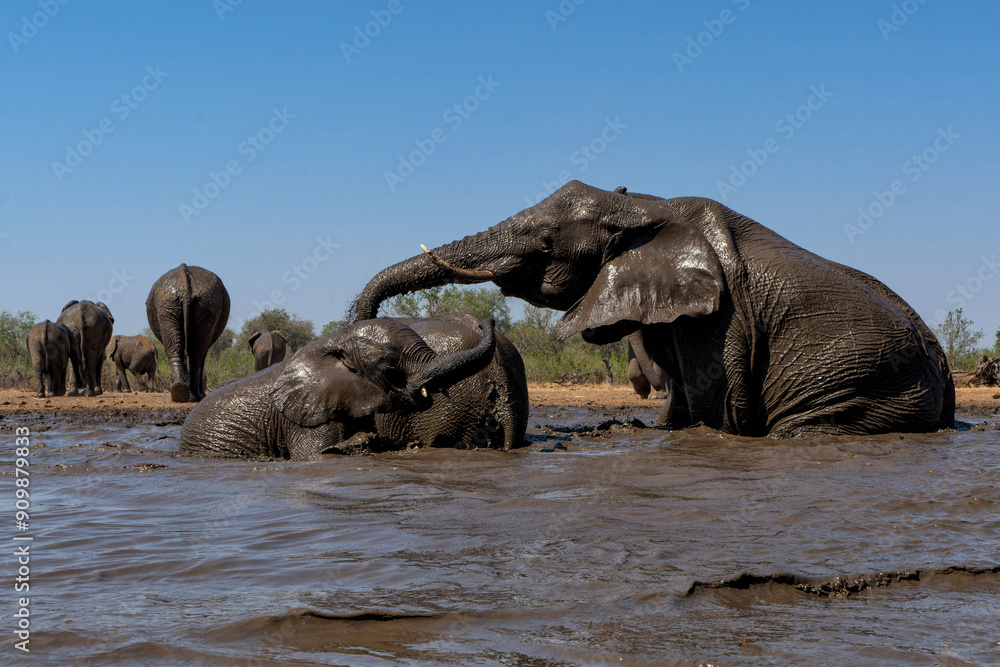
[354,180,954,437]
[146,264,230,402]
[179,315,528,459]
[57,300,114,396]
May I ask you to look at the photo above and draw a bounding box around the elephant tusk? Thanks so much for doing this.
[420,245,495,281]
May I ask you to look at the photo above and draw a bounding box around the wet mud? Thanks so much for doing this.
[2,402,999,665]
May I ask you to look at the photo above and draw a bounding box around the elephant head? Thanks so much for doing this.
[180,317,497,459]
[354,181,725,344]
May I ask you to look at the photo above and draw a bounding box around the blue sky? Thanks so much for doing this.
[2,0,998,346]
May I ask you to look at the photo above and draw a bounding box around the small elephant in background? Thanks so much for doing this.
[106,335,158,393]
[26,320,77,397]
[146,264,231,403]
[57,300,114,396]
[248,331,287,371]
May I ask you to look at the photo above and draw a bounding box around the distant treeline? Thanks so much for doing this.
[2,293,996,391]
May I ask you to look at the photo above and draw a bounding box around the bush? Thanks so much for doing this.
[0,311,38,389]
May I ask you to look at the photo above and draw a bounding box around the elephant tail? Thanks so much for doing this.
[180,263,193,364]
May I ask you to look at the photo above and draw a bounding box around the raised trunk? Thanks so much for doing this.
[353,232,497,321]
[405,318,496,400]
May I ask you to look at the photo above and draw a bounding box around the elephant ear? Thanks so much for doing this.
[553,218,725,342]
[270,340,348,427]
[248,332,262,350]
[61,300,79,313]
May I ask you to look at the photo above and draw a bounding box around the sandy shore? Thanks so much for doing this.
[1,384,998,417]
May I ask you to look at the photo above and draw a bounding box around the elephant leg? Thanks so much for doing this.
[133,369,147,392]
[117,363,132,393]
[654,380,690,428]
[188,347,210,402]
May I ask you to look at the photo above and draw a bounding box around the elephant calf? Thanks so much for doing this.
[248,330,287,371]
[26,320,76,397]
[106,335,158,393]
[179,315,528,460]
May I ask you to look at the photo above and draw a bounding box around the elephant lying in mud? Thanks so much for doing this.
[146,264,230,403]
[26,320,77,397]
[249,330,287,371]
[106,335,158,393]
[57,300,114,397]
[354,180,954,437]
[179,315,528,459]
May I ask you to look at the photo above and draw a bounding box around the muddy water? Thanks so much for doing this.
[3,405,999,666]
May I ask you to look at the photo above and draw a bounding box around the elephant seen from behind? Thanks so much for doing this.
[57,300,114,397]
[106,334,158,393]
[26,320,77,397]
[354,180,954,437]
[179,315,528,460]
[146,264,230,403]
[249,330,287,371]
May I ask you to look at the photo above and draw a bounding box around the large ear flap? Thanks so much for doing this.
[107,336,119,361]
[248,331,262,351]
[269,338,350,427]
[553,201,726,342]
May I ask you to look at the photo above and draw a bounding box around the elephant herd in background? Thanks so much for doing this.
[27,181,959,458]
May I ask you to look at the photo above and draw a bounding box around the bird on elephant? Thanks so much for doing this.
[353,180,954,438]
[146,264,230,403]
[25,320,77,397]
[248,330,287,371]
[179,315,528,460]
[57,300,114,397]
[105,334,158,393]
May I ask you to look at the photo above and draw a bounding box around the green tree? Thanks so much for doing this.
[934,308,983,370]
[320,320,348,337]
[0,310,38,388]
[237,309,315,353]
[995,326,1000,356]
[210,328,238,357]
[388,286,511,332]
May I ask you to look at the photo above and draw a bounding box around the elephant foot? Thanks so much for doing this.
[170,382,191,403]
[94,387,103,396]
[67,388,80,397]
[84,388,95,397]
[34,391,44,398]
[650,390,670,400]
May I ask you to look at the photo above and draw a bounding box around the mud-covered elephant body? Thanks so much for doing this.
[355,181,954,437]
[57,300,114,396]
[179,315,527,459]
[146,264,230,402]
[26,320,77,397]
[106,334,158,392]
[248,330,287,371]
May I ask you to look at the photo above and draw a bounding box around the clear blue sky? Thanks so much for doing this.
[2,1,998,346]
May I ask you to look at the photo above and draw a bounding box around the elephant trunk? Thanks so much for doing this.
[353,230,499,321]
[404,318,496,402]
